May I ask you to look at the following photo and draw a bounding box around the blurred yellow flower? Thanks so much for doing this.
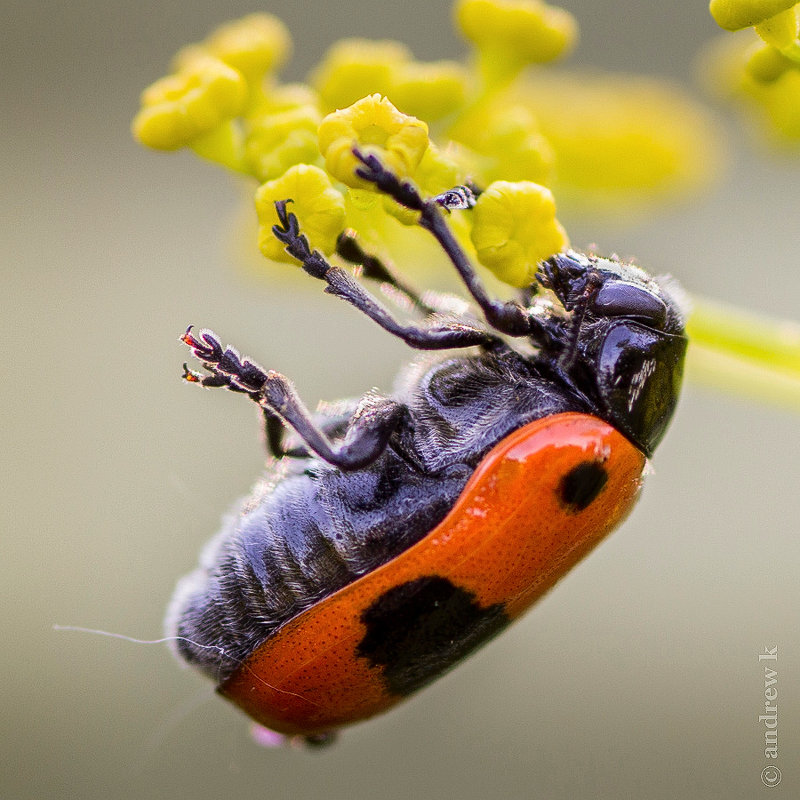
[451,102,554,186]
[455,0,577,71]
[318,94,430,189]
[414,142,465,195]
[517,73,720,206]
[254,165,346,263]
[470,181,568,287]
[202,13,292,81]
[258,82,320,113]
[311,39,468,122]
[388,61,470,121]
[245,105,323,181]
[702,27,800,143]
[746,41,795,80]
[311,39,412,111]
[133,55,247,151]
[709,0,797,31]
[748,66,800,138]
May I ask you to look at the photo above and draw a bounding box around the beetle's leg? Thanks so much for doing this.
[335,230,436,315]
[183,362,290,458]
[555,271,604,371]
[352,150,536,338]
[184,360,355,459]
[272,202,500,351]
[182,328,408,470]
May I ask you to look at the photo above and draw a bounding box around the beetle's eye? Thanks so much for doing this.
[591,282,668,327]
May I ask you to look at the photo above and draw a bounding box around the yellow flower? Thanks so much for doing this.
[753,5,800,60]
[470,181,568,287]
[258,82,319,113]
[388,61,469,121]
[709,0,797,31]
[451,102,554,186]
[749,66,800,139]
[318,94,429,189]
[517,73,720,206]
[414,142,466,195]
[746,41,795,80]
[699,30,800,144]
[203,13,292,80]
[311,39,412,111]
[245,105,323,181]
[133,55,247,150]
[455,0,577,69]
[312,39,468,121]
[254,165,346,264]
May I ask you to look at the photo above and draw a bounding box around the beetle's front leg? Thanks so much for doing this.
[352,150,533,338]
[272,201,499,351]
[335,229,435,314]
[182,328,408,470]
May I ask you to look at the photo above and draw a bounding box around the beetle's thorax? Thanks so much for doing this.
[528,251,688,456]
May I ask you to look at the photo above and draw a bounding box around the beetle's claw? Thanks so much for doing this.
[182,362,203,383]
[180,326,224,363]
[272,199,299,241]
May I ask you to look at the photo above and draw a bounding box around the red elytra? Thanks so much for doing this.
[219,412,645,736]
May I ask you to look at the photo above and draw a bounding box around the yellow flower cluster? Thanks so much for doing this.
[133,1,720,279]
[707,1,800,143]
[134,14,290,145]
[133,55,247,153]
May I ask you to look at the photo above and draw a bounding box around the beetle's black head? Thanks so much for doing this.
[534,251,688,457]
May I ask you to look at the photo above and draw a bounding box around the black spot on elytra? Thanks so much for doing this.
[356,576,508,697]
[559,461,608,512]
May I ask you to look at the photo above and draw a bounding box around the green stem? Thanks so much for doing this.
[686,342,800,410]
[686,295,800,410]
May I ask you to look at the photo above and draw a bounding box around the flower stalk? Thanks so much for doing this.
[687,298,800,409]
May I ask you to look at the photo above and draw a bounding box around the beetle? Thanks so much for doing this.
[167,150,688,746]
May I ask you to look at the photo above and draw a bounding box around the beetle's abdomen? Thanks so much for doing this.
[219,413,646,736]
[166,454,471,681]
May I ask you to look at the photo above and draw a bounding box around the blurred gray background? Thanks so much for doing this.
[2,1,798,798]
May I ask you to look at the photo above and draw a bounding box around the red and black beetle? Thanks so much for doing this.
[168,151,687,746]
